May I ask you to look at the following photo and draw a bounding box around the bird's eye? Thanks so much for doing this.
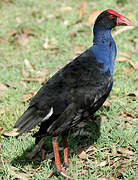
[109,15,114,19]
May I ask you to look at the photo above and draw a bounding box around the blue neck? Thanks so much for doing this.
[90,25,117,75]
[93,25,113,46]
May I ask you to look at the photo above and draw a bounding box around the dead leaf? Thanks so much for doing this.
[119,52,131,59]
[98,160,107,167]
[73,45,86,54]
[101,115,108,122]
[42,38,49,49]
[128,91,138,98]
[8,166,32,180]
[42,38,58,50]
[17,34,30,46]
[110,176,117,180]
[69,31,77,38]
[117,55,135,67]
[20,80,27,88]
[9,27,35,37]
[67,20,83,28]
[9,27,35,46]
[113,157,120,163]
[45,14,55,20]
[19,68,27,77]
[116,172,123,179]
[73,170,88,176]
[129,61,138,69]
[2,128,19,137]
[123,67,133,73]
[85,145,97,153]
[77,146,87,159]
[117,147,134,155]
[16,17,21,23]
[116,57,129,62]
[124,111,134,118]
[97,178,108,180]
[117,56,138,70]
[21,77,45,83]
[107,154,111,165]
[125,122,131,128]
[63,20,69,25]
[36,68,50,77]
[21,91,37,102]
[0,83,8,96]
[79,0,86,19]
[112,144,117,155]
[103,99,111,107]
[108,126,116,133]
[113,26,134,36]
[5,82,18,88]
[78,150,87,159]
[86,10,101,25]
[24,59,34,72]
[23,27,35,36]
[0,37,8,43]
[61,6,73,11]
[48,45,58,50]
[9,30,20,36]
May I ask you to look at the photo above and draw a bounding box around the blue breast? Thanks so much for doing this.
[90,27,117,76]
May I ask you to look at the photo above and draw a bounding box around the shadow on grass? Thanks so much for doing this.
[68,114,101,155]
[11,114,102,169]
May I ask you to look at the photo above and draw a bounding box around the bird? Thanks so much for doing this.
[13,9,132,178]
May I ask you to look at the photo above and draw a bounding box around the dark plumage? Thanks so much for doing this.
[13,9,132,178]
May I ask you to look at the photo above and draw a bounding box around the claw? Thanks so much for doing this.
[47,168,73,179]
[59,168,73,179]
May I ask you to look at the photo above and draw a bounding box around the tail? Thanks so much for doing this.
[13,106,43,135]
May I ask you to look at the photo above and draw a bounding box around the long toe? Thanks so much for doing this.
[59,168,73,179]
[47,168,73,179]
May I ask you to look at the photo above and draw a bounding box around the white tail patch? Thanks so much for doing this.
[42,107,53,122]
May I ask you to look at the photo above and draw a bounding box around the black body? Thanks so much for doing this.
[14,10,120,139]
[14,50,112,137]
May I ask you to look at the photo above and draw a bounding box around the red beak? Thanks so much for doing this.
[117,15,132,26]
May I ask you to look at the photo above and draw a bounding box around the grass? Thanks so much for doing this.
[0,0,137,179]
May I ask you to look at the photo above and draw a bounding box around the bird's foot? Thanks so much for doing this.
[47,167,73,179]
[58,168,73,179]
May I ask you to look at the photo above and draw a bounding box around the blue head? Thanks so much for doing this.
[90,9,132,75]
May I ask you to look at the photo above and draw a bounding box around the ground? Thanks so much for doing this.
[0,0,137,179]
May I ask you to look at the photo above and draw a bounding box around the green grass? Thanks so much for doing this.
[0,0,137,179]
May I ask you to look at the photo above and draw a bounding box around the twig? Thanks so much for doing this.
[113,26,134,36]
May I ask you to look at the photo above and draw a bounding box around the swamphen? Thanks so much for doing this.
[13,9,132,178]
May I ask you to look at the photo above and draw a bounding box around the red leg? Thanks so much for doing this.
[48,136,72,179]
[62,135,69,168]
[52,136,62,171]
